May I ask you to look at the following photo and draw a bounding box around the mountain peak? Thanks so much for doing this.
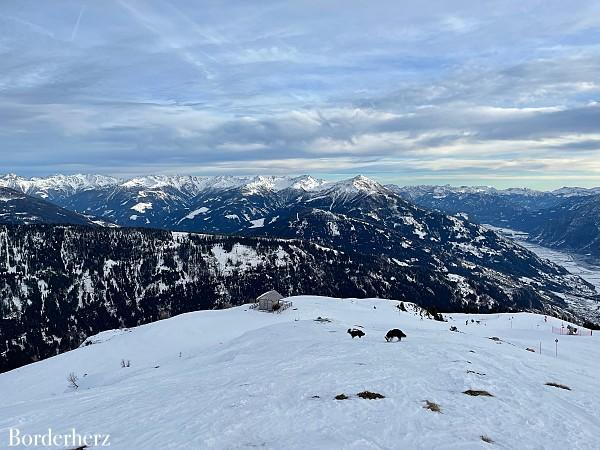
[240,175,328,195]
[327,175,386,196]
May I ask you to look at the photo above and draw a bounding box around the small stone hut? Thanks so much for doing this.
[256,290,284,311]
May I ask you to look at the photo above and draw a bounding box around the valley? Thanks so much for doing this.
[488,226,600,292]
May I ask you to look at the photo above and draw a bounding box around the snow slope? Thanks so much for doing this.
[0,296,598,449]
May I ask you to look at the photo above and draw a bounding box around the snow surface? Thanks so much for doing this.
[248,218,265,228]
[0,296,599,449]
[209,243,288,275]
[177,207,210,224]
[130,202,153,213]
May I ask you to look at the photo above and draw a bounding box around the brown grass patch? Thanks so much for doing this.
[335,393,349,400]
[423,400,441,413]
[545,382,571,390]
[464,389,494,397]
[481,435,494,444]
[357,390,385,400]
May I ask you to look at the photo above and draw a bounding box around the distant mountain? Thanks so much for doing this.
[0,173,119,202]
[394,184,600,202]
[392,184,600,259]
[527,194,600,258]
[0,174,329,229]
[0,187,110,226]
[1,174,598,318]
[390,184,559,225]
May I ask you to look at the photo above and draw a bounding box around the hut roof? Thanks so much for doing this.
[256,290,284,302]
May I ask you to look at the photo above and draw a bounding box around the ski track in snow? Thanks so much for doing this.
[0,296,599,449]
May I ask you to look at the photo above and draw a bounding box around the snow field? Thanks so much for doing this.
[0,296,599,449]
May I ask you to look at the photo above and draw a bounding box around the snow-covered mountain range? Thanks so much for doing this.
[1,295,598,449]
[0,174,332,229]
[392,184,600,259]
[2,173,598,246]
[0,173,328,200]
[1,174,600,373]
[394,184,600,201]
[3,172,599,262]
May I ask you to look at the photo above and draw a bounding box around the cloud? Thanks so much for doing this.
[1,0,600,188]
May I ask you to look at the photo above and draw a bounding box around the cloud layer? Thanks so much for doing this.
[1,0,600,188]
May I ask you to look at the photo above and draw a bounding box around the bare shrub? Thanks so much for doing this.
[335,394,349,400]
[67,372,79,389]
[481,435,494,444]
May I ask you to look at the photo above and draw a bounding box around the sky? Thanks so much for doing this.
[1,1,600,189]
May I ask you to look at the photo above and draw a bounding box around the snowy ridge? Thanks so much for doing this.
[0,173,402,230]
[242,175,329,194]
[0,173,431,200]
[0,173,119,199]
[1,296,598,449]
[325,175,388,196]
[0,174,332,198]
[551,186,600,197]
[3,174,599,202]
[393,184,600,201]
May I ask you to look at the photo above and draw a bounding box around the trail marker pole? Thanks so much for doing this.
[555,338,559,357]
[539,341,542,355]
